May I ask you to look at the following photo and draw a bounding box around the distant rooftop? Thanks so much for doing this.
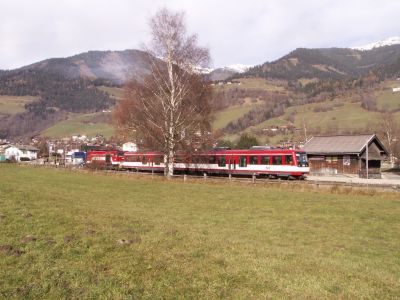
[303,134,384,154]
[8,144,39,151]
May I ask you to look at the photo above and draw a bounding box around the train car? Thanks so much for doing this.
[86,150,124,168]
[122,149,309,179]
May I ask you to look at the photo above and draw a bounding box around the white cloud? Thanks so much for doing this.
[1,0,400,69]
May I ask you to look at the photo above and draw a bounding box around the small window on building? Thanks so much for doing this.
[285,155,293,165]
[260,156,270,165]
[326,156,338,163]
[218,156,226,167]
[239,156,247,167]
[272,156,282,165]
[249,156,258,165]
[343,155,350,166]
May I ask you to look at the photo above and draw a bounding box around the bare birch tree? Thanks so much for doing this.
[378,111,399,167]
[114,8,212,177]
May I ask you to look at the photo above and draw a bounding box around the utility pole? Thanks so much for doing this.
[302,118,308,143]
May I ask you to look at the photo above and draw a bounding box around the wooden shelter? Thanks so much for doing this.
[303,134,388,178]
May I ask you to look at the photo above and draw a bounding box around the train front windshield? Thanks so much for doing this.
[296,153,308,167]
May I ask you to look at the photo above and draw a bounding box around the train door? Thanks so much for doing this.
[105,154,111,164]
[229,156,236,170]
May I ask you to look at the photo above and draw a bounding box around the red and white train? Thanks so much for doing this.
[86,148,309,179]
[85,150,125,167]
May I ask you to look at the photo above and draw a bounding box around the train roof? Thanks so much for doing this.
[124,149,305,155]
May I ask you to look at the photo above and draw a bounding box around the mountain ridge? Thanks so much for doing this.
[18,49,152,85]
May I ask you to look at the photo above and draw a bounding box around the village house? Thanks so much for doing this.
[392,87,400,93]
[5,145,39,162]
[122,142,138,152]
[303,134,388,178]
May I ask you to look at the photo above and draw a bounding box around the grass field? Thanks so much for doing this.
[41,113,114,138]
[376,89,400,111]
[97,86,125,101]
[254,100,383,132]
[0,95,39,115]
[213,105,254,130]
[0,165,399,299]
[214,78,286,93]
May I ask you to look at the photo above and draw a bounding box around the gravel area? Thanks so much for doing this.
[307,173,400,186]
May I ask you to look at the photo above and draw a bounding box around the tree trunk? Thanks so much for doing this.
[163,153,169,176]
[167,147,174,178]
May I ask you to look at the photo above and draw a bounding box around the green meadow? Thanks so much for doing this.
[0,165,399,299]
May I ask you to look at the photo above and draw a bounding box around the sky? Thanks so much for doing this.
[1,0,400,70]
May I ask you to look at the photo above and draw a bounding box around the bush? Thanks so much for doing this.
[236,133,260,149]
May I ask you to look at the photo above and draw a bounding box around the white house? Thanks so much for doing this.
[122,142,138,152]
[5,145,39,161]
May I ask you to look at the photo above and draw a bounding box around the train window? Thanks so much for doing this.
[209,156,216,164]
[272,156,282,165]
[239,156,247,167]
[249,156,258,165]
[218,156,226,167]
[285,155,293,165]
[260,156,270,165]
[141,156,147,164]
[196,156,207,163]
[198,156,207,163]
[154,156,162,165]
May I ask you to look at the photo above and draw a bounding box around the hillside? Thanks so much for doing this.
[0,69,114,139]
[242,44,400,81]
[21,49,153,84]
[2,41,400,141]
[212,78,400,146]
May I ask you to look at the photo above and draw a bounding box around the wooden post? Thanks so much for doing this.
[203,173,207,181]
[366,143,369,179]
[252,173,256,183]
[183,174,187,182]
[229,174,232,180]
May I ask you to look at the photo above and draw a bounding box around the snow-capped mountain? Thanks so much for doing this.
[222,64,253,73]
[193,66,214,74]
[205,64,253,81]
[195,64,252,75]
[351,36,400,51]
